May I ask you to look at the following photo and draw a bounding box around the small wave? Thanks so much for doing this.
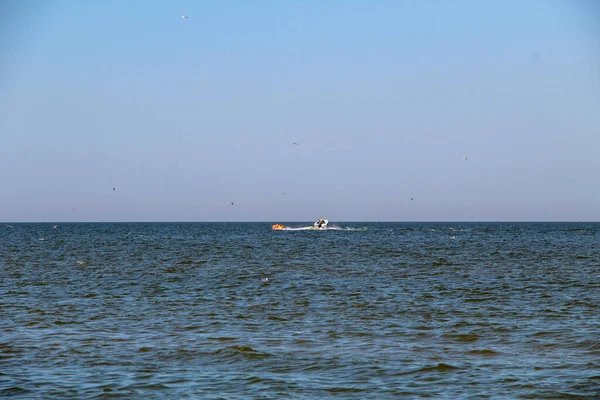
[443,333,480,342]
[420,363,460,372]
[326,386,367,393]
[464,297,495,302]
[244,376,264,384]
[267,315,288,322]
[466,349,500,356]
[130,383,170,390]
[563,340,600,351]
[54,320,78,325]
[1,387,30,396]
[394,363,460,376]
[531,331,561,337]
[213,345,271,361]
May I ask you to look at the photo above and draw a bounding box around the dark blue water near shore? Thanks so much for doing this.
[1,222,599,399]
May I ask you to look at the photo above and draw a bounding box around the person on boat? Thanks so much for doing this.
[315,217,327,228]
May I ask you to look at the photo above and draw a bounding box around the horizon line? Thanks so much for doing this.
[2,220,599,224]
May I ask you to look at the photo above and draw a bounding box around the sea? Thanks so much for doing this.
[1,222,599,399]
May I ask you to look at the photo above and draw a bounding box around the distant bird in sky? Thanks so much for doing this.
[463,157,468,160]
[227,201,234,206]
[293,142,298,145]
[181,15,188,19]
[282,192,286,195]
[113,187,115,191]
[410,197,414,201]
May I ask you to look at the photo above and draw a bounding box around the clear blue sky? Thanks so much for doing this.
[1,0,599,222]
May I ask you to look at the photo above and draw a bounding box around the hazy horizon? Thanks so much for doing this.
[2,1,599,222]
[2,220,598,225]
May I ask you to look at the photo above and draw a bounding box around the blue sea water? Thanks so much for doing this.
[1,222,599,399]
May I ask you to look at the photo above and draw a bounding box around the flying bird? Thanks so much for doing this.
[227,201,234,206]
[463,157,468,160]
[181,15,188,19]
[410,197,414,201]
[292,142,298,145]
[113,187,115,191]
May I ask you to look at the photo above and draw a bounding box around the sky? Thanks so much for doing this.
[0,0,599,222]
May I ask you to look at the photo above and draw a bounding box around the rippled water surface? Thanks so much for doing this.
[1,222,599,399]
